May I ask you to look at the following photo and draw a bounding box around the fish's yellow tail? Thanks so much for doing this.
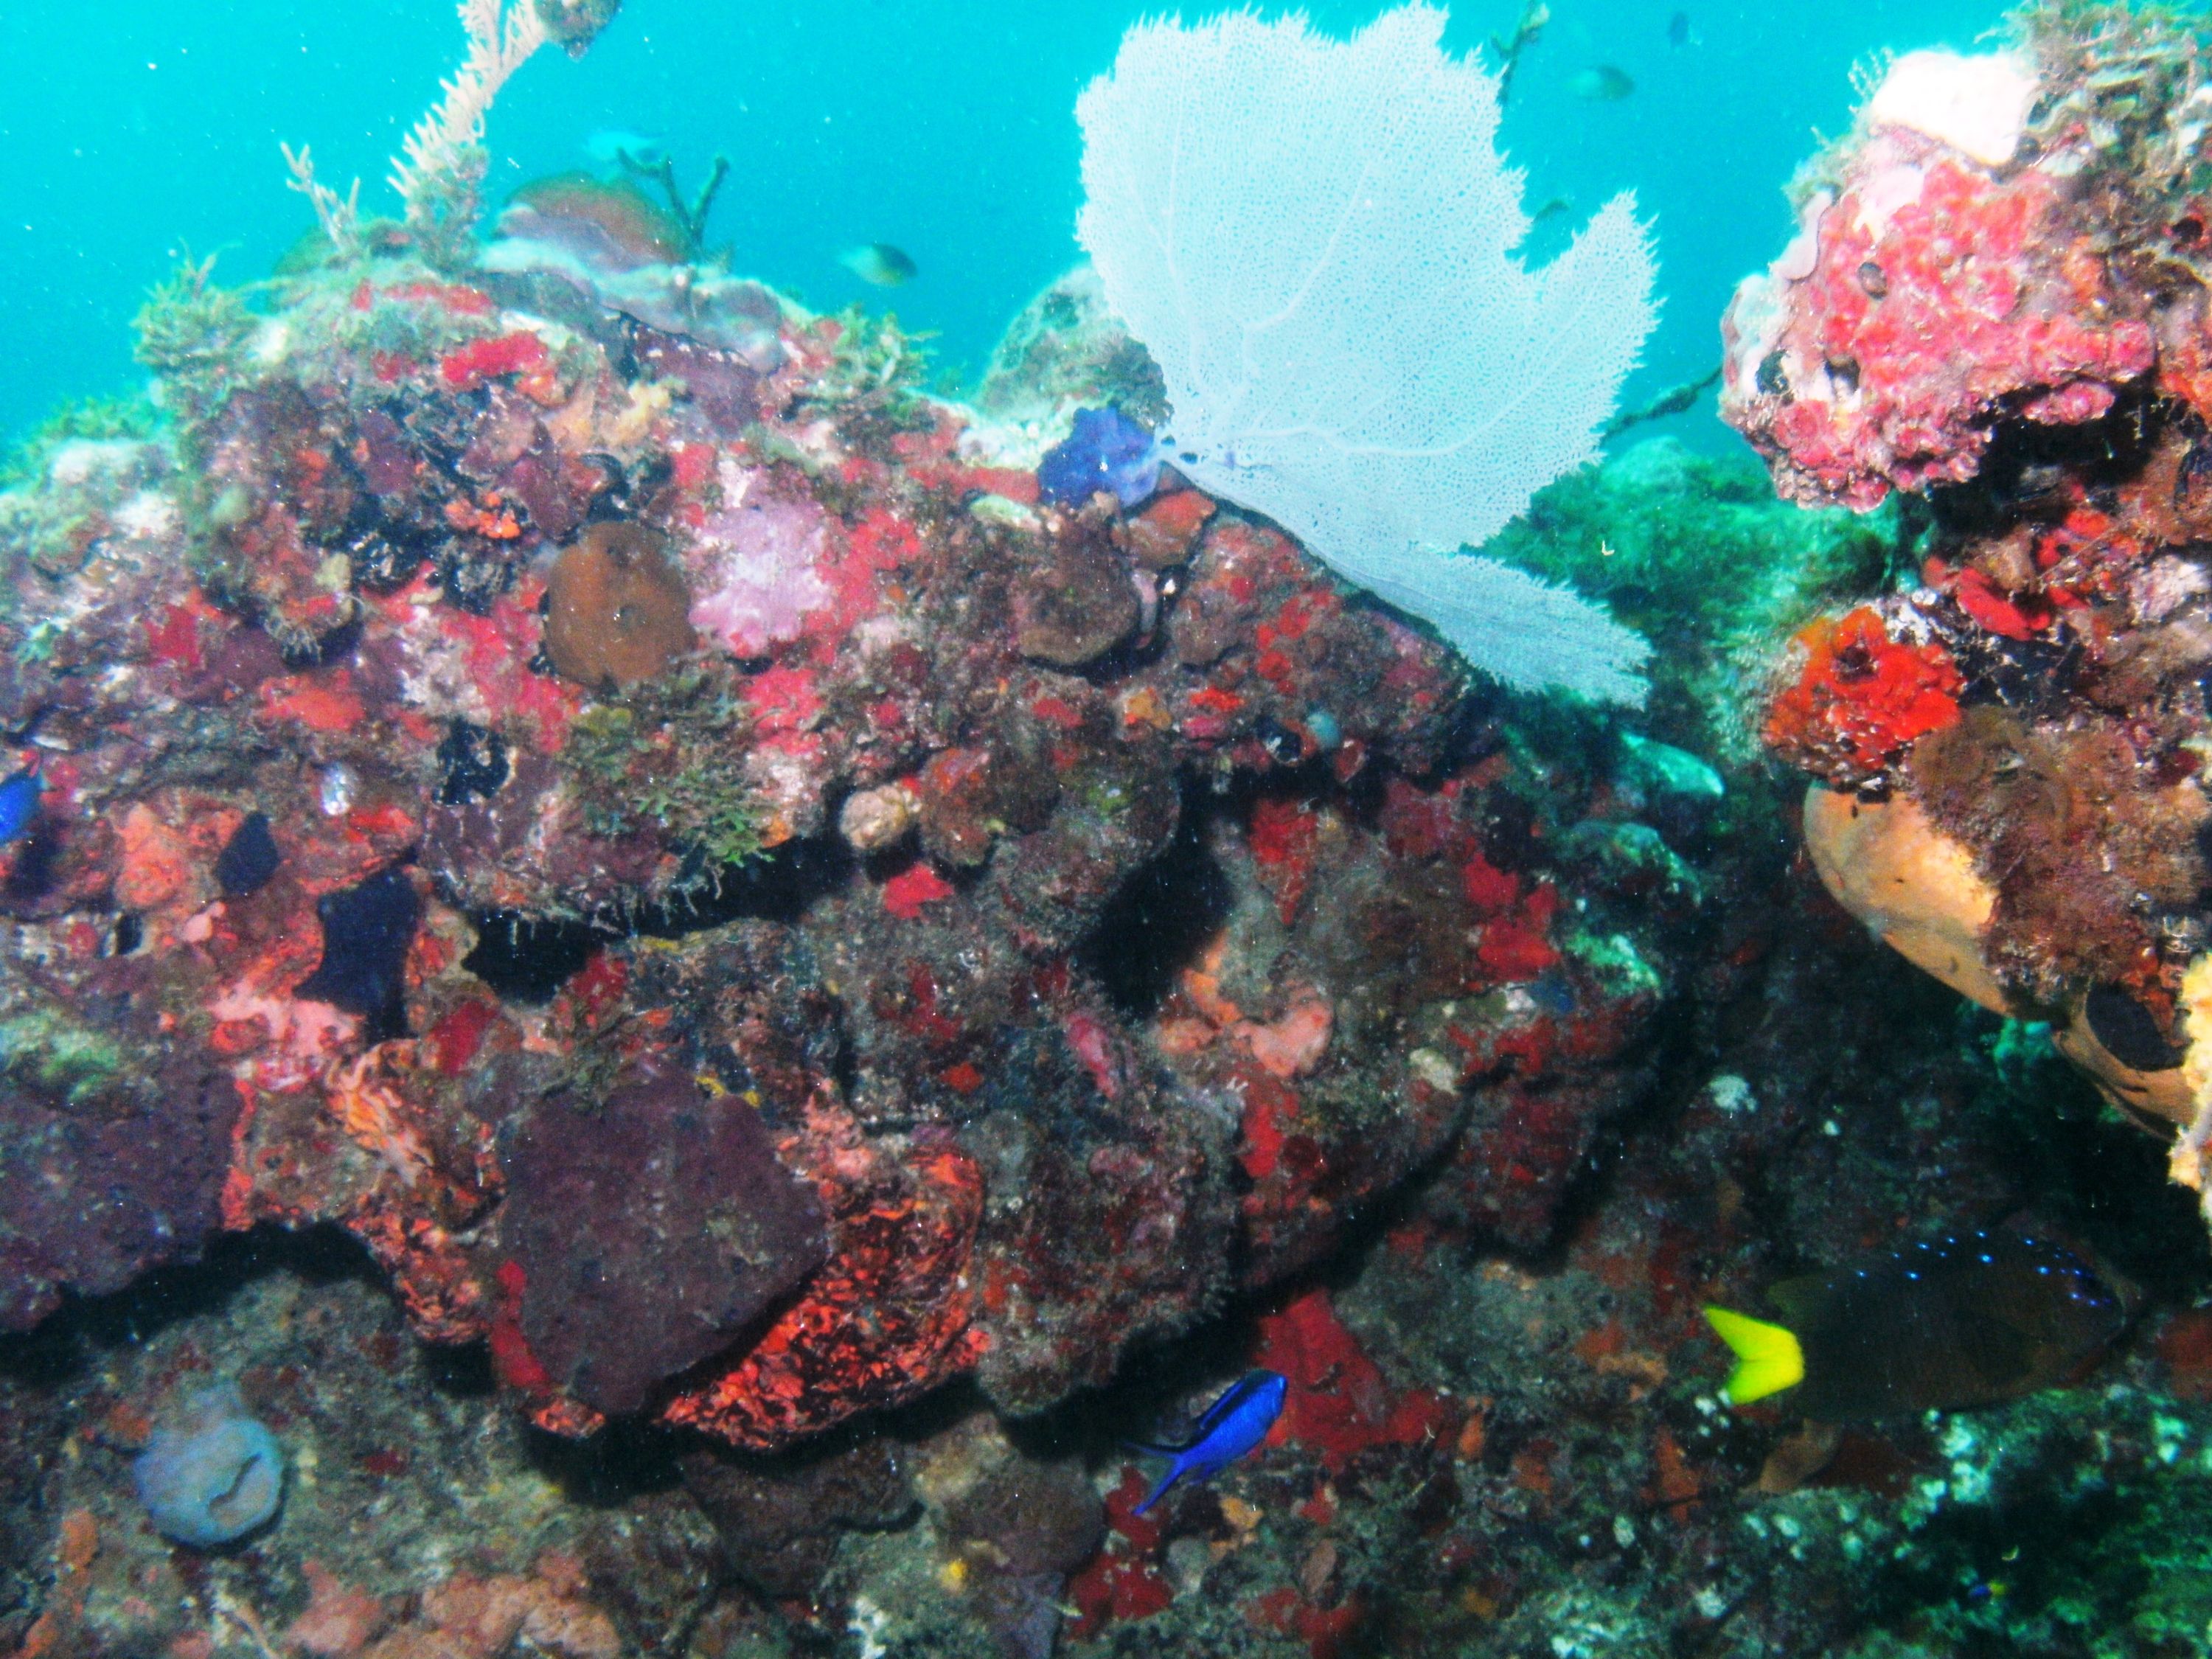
[1703,1306,1805,1405]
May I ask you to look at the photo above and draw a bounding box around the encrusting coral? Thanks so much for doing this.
[1738,5,2212,1176]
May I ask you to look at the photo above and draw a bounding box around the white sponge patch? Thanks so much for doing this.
[1867,49,2040,168]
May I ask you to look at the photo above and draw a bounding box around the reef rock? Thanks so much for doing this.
[498,1077,829,1416]
[0,167,1692,1450]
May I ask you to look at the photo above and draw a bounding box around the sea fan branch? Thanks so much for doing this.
[387,0,551,258]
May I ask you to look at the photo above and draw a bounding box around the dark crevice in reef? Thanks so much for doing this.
[0,1224,384,1388]
[1079,779,1234,1018]
[1927,386,2164,542]
[521,1415,690,1506]
[460,837,858,1004]
[2,821,62,902]
[629,835,855,934]
[462,910,612,1004]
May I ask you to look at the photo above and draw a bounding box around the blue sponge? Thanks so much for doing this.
[1036,406,1164,509]
[131,1383,284,1548]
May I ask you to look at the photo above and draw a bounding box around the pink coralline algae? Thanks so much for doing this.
[686,454,835,655]
[1722,133,2157,509]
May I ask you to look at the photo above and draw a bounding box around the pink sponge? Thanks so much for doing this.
[1723,133,2155,509]
[687,455,833,656]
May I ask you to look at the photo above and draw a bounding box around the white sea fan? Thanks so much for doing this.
[389,0,549,218]
[1076,4,1658,703]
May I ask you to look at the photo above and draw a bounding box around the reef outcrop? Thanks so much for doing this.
[0,214,1694,1449]
[1729,13,2212,1189]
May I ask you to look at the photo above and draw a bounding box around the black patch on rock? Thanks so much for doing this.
[2085,984,2183,1073]
[4,821,62,900]
[0,1059,241,1331]
[499,1076,829,1415]
[297,868,421,1040]
[215,812,282,897]
[460,911,607,1004]
[435,719,509,807]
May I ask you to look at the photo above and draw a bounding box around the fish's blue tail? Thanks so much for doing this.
[1131,1456,1188,1517]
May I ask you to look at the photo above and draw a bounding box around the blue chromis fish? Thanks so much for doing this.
[0,753,45,845]
[1705,1222,2134,1422]
[1568,64,1635,101]
[838,243,919,287]
[1130,1369,1287,1515]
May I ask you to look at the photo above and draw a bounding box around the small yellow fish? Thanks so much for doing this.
[838,243,918,287]
[1568,64,1635,101]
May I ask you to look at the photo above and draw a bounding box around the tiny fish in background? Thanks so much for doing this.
[1667,10,1696,48]
[1036,406,1164,509]
[583,128,668,170]
[1568,64,1635,100]
[1130,1369,1287,1514]
[1705,1221,2135,1421]
[0,752,44,845]
[838,242,918,286]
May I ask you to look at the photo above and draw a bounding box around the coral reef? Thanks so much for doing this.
[0,163,1704,1478]
[15,6,2212,1655]
[1733,7,2212,1176]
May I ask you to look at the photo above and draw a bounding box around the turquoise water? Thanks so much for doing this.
[1,0,2008,449]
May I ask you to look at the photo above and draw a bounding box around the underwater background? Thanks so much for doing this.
[3,0,2014,450]
[14,1,2212,1655]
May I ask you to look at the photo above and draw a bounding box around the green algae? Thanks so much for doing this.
[560,665,769,881]
[799,307,940,453]
[0,1007,129,1107]
[1490,437,1896,762]
[1565,914,1671,998]
[0,438,170,585]
[0,395,161,493]
[133,255,260,427]
[1798,1388,2212,1659]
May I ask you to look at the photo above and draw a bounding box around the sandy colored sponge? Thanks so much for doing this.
[1804,785,2195,1129]
[1803,786,2010,1017]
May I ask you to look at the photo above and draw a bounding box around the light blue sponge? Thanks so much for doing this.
[131,1382,284,1548]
